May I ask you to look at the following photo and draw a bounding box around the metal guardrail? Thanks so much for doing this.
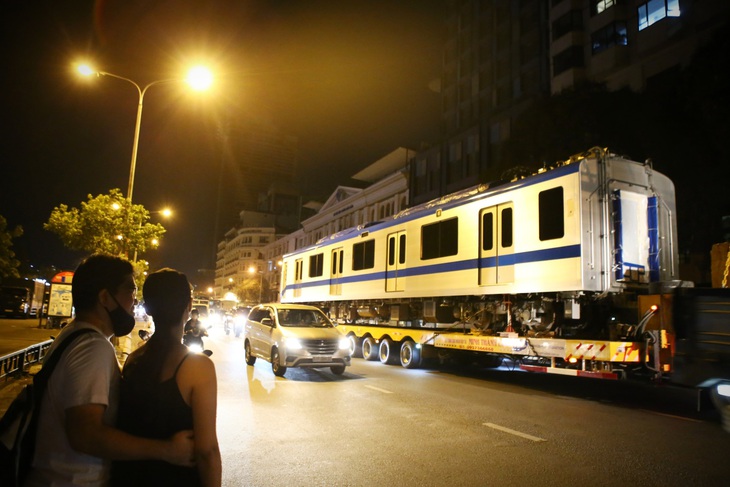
[0,339,54,380]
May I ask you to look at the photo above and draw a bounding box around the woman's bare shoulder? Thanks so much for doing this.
[181,352,217,378]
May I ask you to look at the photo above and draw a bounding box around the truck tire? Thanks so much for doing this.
[379,338,399,365]
[347,334,361,358]
[361,336,378,361]
[400,340,421,369]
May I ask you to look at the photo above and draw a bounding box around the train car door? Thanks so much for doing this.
[329,247,344,295]
[386,231,406,292]
[293,258,303,298]
[479,203,514,285]
[611,189,651,284]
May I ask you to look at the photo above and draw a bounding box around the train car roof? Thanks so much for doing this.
[285,149,639,257]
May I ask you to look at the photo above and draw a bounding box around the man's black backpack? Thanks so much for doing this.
[0,328,95,487]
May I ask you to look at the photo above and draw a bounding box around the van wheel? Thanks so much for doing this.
[330,365,346,375]
[271,347,287,377]
[361,336,378,361]
[244,341,256,366]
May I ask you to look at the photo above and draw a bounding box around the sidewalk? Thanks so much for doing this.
[0,368,35,416]
[0,321,151,417]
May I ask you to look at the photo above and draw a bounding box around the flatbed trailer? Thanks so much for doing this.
[337,323,645,379]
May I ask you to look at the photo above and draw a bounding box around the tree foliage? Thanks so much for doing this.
[44,189,166,262]
[0,214,23,278]
[235,274,268,305]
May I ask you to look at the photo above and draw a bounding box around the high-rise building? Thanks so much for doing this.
[409,0,730,205]
[215,118,299,239]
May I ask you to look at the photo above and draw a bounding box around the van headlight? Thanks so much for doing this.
[338,337,350,350]
[285,338,303,350]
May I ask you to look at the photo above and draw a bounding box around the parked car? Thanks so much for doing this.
[244,303,350,377]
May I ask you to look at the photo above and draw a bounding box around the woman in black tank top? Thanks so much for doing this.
[111,269,221,486]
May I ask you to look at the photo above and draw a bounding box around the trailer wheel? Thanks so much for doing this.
[400,340,421,369]
[361,336,378,361]
[379,338,399,365]
[347,334,361,358]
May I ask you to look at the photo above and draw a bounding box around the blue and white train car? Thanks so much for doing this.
[280,148,678,335]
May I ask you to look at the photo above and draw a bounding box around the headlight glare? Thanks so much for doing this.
[286,338,303,350]
[338,337,350,350]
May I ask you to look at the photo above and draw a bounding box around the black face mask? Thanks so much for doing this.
[106,295,136,337]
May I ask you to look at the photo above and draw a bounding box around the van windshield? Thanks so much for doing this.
[277,309,332,328]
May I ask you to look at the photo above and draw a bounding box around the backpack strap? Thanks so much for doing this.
[34,328,97,387]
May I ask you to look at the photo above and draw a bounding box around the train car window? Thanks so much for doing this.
[482,212,494,251]
[388,237,396,266]
[331,252,338,274]
[309,253,324,277]
[352,239,375,270]
[539,187,565,240]
[501,208,513,248]
[421,217,458,260]
[399,234,406,264]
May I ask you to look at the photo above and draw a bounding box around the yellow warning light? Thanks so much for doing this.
[650,304,659,312]
[568,357,578,364]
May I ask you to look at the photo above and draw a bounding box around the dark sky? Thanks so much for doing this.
[0,0,446,281]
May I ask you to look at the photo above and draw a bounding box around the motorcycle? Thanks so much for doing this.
[223,312,233,336]
[183,326,208,354]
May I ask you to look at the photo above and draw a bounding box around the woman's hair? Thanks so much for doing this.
[72,254,134,312]
[142,268,192,328]
[128,268,191,386]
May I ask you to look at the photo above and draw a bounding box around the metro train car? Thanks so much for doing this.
[280,147,678,340]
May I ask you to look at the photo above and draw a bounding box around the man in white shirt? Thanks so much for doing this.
[25,254,194,486]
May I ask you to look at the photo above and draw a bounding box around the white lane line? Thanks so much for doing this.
[364,385,393,394]
[639,410,703,423]
[483,423,547,442]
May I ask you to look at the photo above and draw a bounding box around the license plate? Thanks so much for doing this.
[312,355,331,363]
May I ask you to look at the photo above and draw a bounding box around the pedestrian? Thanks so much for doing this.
[24,254,195,487]
[111,268,221,487]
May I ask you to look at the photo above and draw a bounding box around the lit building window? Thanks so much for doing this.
[638,0,680,31]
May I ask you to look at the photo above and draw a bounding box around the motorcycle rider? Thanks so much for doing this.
[183,309,207,348]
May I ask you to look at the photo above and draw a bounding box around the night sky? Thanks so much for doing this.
[0,0,445,280]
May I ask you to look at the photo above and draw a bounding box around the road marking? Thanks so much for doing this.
[364,385,393,394]
[639,410,703,423]
[483,423,547,442]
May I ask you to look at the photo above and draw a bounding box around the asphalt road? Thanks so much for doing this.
[0,317,56,356]
[208,328,730,487]
[3,319,730,486]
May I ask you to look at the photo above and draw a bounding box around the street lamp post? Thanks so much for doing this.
[76,64,213,202]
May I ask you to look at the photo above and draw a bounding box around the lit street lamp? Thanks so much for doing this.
[76,63,213,203]
[132,208,173,262]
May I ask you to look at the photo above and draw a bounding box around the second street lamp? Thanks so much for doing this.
[132,208,173,262]
[76,63,213,203]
